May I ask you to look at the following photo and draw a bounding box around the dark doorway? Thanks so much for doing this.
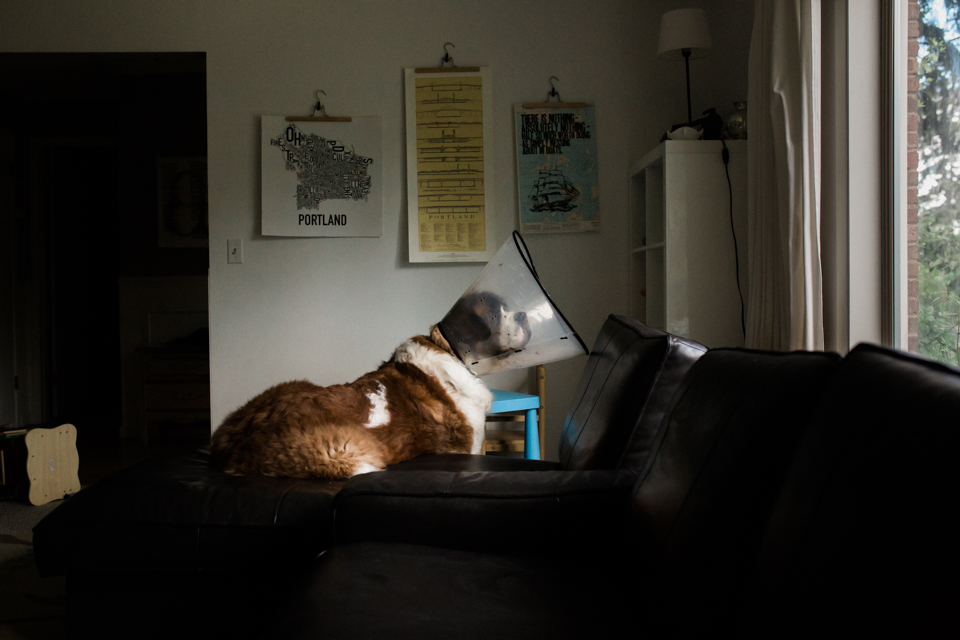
[0,53,208,473]
[45,144,122,439]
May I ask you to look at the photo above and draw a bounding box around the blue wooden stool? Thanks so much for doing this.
[486,389,541,460]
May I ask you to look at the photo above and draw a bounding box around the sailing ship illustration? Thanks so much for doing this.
[528,170,580,212]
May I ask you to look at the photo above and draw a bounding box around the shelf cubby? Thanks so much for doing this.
[627,140,748,348]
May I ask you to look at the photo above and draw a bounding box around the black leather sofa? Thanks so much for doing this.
[32,315,960,637]
[272,342,960,639]
[34,314,707,638]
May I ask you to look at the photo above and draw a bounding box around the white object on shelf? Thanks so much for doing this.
[665,126,703,140]
[628,140,748,348]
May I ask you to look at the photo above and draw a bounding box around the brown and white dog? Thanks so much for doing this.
[211,325,493,480]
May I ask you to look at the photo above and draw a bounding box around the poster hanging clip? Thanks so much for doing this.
[441,42,456,67]
[313,90,328,117]
[521,77,588,109]
[414,44,481,74]
[286,90,352,122]
[547,76,562,103]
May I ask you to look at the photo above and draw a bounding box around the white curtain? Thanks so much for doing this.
[746,0,824,350]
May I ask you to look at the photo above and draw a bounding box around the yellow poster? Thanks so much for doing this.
[415,77,486,253]
[406,68,495,263]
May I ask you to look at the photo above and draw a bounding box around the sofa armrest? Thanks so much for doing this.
[333,468,636,555]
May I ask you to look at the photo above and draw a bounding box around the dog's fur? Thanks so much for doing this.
[211,326,493,480]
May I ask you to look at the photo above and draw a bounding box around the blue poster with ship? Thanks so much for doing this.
[515,105,600,233]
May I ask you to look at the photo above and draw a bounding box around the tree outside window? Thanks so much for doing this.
[917,0,960,365]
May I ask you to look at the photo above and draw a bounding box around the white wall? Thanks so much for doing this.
[2,0,752,460]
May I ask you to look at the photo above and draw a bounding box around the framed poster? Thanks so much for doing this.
[405,67,496,262]
[515,104,600,233]
[157,157,208,248]
[261,115,382,237]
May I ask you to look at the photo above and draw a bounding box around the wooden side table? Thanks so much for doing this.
[1,425,81,505]
[25,424,81,506]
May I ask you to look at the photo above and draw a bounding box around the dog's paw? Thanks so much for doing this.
[351,462,383,476]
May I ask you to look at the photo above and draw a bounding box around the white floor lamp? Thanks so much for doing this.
[658,8,712,125]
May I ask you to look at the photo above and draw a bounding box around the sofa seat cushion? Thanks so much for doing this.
[334,468,635,553]
[386,453,560,472]
[33,448,344,576]
[265,542,628,640]
[559,315,706,472]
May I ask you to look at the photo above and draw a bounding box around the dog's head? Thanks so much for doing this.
[438,291,532,364]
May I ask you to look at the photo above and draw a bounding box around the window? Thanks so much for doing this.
[914,0,960,365]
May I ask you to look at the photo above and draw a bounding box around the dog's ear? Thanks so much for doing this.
[429,324,455,355]
[473,293,499,317]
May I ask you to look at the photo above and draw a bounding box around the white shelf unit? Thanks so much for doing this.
[628,140,748,348]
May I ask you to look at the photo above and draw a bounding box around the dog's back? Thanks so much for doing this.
[211,338,485,480]
[211,379,391,479]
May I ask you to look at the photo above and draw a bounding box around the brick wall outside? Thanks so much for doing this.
[907,0,920,352]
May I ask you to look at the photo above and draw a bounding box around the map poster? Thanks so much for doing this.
[405,67,496,263]
[515,104,600,233]
[261,115,382,237]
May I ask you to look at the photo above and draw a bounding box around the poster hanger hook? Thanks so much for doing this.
[546,76,562,103]
[441,42,456,67]
[313,90,328,117]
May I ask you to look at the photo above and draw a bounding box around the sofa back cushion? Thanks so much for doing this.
[755,344,960,633]
[558,315,706,472]
[627,349,842,589]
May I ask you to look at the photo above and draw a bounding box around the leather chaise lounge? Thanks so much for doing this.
[34,314,707,638]
[31,315,960,637]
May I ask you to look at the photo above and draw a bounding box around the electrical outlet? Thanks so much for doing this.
[228,239,243,264]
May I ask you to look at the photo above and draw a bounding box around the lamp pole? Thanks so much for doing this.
[682,47,692,125]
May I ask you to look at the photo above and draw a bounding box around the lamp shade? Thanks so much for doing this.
[657,8,712,60]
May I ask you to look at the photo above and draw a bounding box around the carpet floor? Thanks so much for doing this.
[0,498,68,639]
